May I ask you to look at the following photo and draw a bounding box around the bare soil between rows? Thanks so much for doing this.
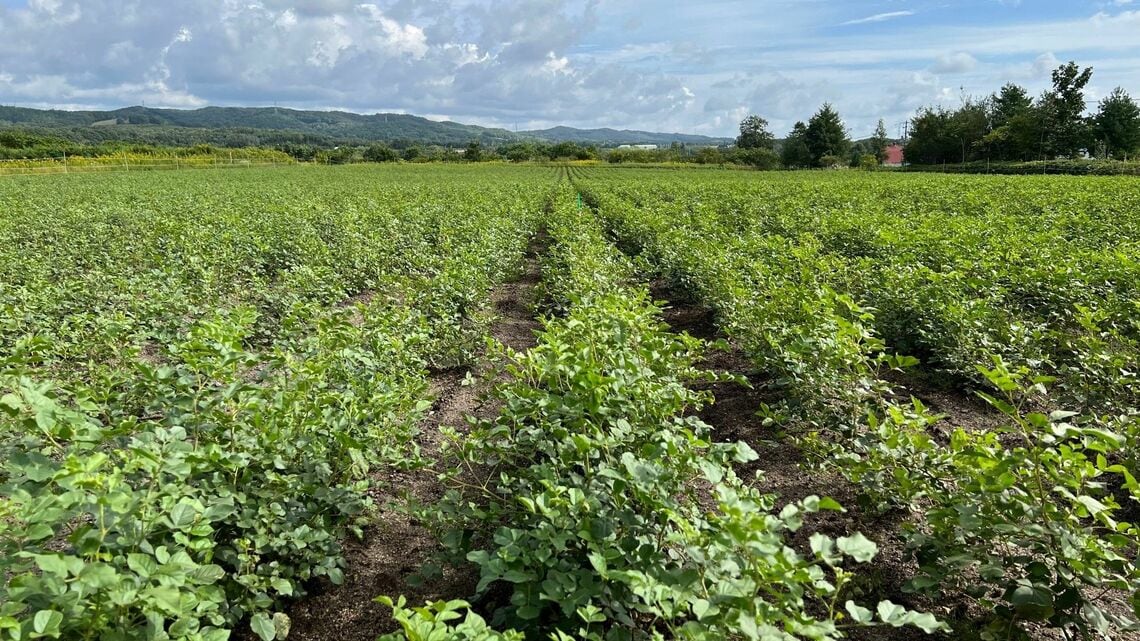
[285,237,545,641]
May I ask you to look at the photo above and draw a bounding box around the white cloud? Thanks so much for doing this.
[0,1,1139,137]
[931,52,979,74]
[1032,52,1062,77]
[542,53,571,75]
[841,11,915,26]
[356,4,428,58]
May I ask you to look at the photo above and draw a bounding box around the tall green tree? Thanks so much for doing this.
[736,115,775,150]
[904,102,985,164]
[984,84,1038,161]
[904,107,956,165]
[362,143,398,162]
[780,121,812,168]
[804,104,850,167]
[1043,61,1094,157]
[870,119,890,163]
[1094,87,1140,159]
[949,99,990,163]
[464,140,484,161]
[991,83,1033,129]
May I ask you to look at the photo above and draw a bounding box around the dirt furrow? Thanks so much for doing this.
[286,237,544,641]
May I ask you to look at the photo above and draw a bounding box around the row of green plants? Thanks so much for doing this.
[822,363,1140,640]
[583,170,1140,416]
[901,159,1140,176]
[579,175,890,431]
[0,166,545,383]
[379,187,943,640]
[578,168,1140,639]
[0,149,294,174]
[0,166,548,640]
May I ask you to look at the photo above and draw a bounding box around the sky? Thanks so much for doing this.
[1,0,1139,138]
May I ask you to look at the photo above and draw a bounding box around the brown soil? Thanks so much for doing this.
[285,236,544,641]
[884,370,1007,435]
[339,290,377,327]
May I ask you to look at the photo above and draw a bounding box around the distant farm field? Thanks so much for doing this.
[2,165,1139,641]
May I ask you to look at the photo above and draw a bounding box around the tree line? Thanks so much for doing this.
[736,60,1140,169]
[733,105,876,169]
[905,61,1138,164]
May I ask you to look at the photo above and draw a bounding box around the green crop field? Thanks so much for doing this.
[2,165,1139,641]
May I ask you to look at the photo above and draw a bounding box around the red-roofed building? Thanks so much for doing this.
[883,144,905,167]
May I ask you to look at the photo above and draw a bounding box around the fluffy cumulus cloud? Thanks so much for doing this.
[0,0,690,125]
[1,0,1140,135]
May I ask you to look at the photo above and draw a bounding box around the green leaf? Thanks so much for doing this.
[1075,495,1108,517]
[203,500,236,522]
[817,497,845,512]
[271,578,293,597]
[1082,603,1111,636]
[250,613,276,641]
[273,613,291,640]
[33,610,62,636]
[127,553,158,578]
[169,500,199,529]
[25,523,54,542]
[737,612,760,640]
[587,552,607,576]
[845,601,873,624]
[837,532,878,563]
[201,629,230,641]
[897,611,948,633]
[810,533,837,563]
[147,586,182,613]
[0,393,20,414]
[169,618,198,638]
[576,606,605,624]
[692,598,711,620]
[30,554,78,577]
[78,563,118,589]
[502,569,532,583]
[189,565,225,584]
[877,600,906,624]
[516,605,542,620]
[1009,585,1054,621]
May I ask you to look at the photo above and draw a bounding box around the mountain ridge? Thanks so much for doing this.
[0,105,732,148]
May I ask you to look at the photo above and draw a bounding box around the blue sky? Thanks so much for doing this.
[1,0,1139,137]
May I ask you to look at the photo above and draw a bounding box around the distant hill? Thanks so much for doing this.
[522,126,731,146]
[0,105,730,148]
[0,105,519,147]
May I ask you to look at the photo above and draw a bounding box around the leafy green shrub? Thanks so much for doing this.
[821,359,1140,639]
[0,304,429,640]
[376,598,523,641]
